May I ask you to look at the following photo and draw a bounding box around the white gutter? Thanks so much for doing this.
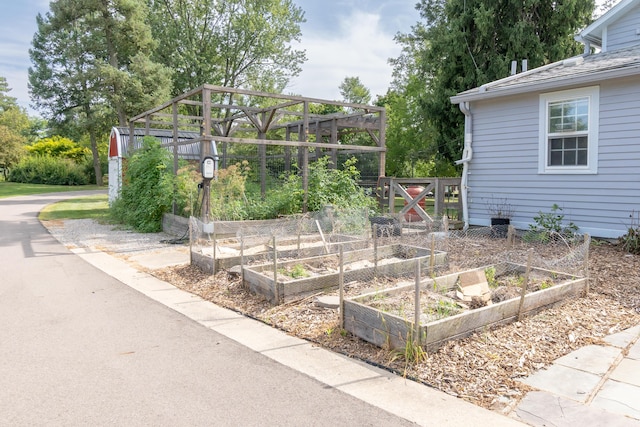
[455,101,472,230]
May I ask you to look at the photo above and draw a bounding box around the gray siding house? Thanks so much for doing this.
[450,0,640,238]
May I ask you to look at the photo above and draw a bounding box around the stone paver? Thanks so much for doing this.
[516,391,639,427]
[591,380,640,421]
[609,358,640,386]
[554,345,622,375]
[605,325,640,349]
[628,340,640,361]
[520,364,602,402]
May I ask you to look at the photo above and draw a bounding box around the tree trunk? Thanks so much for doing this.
[84,103,103,186]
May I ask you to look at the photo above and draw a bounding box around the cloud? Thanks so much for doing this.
[286,10,401,102]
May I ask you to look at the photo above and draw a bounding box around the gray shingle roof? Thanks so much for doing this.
[451,44,640,103]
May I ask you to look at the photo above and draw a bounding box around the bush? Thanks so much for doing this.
[174,156,376,221]
[110,137,173,232]
[620,211,640,254]
[244,157,375,220]
[246,173,304,219]
[26,136,90,162]
[523,204,578,243]
[8,155,89,185]
[306,157,376,213]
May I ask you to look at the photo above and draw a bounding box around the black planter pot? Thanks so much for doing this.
[490,218,510,238]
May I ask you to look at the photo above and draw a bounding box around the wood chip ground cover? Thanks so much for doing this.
[150,238,640,414]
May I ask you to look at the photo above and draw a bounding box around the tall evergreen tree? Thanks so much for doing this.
[401,0,594,165]
[339,76,371,105]
[29,0,173,185]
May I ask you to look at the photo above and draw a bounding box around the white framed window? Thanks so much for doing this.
[538,86,599,174]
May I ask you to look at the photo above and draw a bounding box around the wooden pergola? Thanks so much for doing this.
[129,85,387,221]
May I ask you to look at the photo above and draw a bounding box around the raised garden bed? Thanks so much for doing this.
[191,234,368,274]
[243,244,447,304]
[343,262,586,351]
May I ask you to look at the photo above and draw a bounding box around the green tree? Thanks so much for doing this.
[339,76,371,105]
[0,78,29,178]
[29,0,173,185]
[404,0,594,164]
[0,77,18,112]
[149,0,306,96]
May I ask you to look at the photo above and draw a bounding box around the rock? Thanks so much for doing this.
[315,295,340,309]
[228,265,242,276]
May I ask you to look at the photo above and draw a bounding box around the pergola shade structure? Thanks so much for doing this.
[127,85,387,220]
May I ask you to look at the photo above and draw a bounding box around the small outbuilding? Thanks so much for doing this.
[450,0,640,238]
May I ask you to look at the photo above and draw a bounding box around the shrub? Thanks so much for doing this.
[620,211,640,254]
[182,156,376,221]
[307,157,376,212]
[246,173,303,219]
[523,204,578,243]
[8,155,89,185]
[26,136,90,162]
[174,163,201,217]
[110,137,173,232]
[209,161,250,221]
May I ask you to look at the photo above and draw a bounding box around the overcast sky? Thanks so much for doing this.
[0,0,613,117]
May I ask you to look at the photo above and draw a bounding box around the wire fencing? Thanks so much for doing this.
[189,211,590,307]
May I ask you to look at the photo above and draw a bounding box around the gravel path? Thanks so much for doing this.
[44,219,185,255]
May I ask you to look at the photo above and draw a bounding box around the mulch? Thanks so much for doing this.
[150,239,640,414]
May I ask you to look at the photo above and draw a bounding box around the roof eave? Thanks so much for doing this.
[450,65,640,104]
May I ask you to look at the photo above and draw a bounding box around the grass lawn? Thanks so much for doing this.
[38,194,111,222]
[0,182,102,199]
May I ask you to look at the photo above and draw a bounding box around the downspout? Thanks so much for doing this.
[455,101,473,230]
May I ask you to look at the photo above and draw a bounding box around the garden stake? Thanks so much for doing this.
[189,217,193,265]
[240,235,245,287]
[273,235,280,303]
[316,219,329,254]
[583,233,590,296]
[339,245,344,329]
[518,250,533,321]
[414,259,421,345]
[212,227,216,276]
[507,225,515,249]
[373,224,379,276]
[430,234,435,276]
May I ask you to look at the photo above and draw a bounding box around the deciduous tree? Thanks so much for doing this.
[29,0,173,185]
[149,0,306,96]
[0,78,29,178]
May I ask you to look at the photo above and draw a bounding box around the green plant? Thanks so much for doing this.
[432,300,460,319]
[524,204,578,242]
[484,267,498,288]
[279,263,310,279]
[9,155,89,185]
[389,327,428,370]
[540,280,553,290]
[306,156,376,213]
[110,137,173,232]
[620,211,640,254]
